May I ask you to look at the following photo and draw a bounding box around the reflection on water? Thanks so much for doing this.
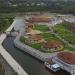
[2,37,70,75]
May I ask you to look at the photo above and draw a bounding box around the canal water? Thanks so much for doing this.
[2,37,70,75]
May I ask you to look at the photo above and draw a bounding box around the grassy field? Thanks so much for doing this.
[53,22,75,45]
[41,33,59,41]
[33,24,49,32]
[0,15,14,32]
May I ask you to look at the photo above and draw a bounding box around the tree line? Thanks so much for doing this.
[0,1,75,15]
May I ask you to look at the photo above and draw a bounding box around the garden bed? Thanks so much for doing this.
[33,24,49,32]
[20,33,64,53]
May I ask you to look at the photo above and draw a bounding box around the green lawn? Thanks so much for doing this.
[20,36,42,49]
[0,15,14,32]
[30,43,42,50]
[53,23,75,45]
[41,33,60,41]
[33,24,49,32]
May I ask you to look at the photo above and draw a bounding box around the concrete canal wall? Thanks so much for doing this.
[14,34,47,62]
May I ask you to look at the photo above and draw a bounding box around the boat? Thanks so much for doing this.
[44,58,60,72]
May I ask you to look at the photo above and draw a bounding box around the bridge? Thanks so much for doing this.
[3,30,19,37]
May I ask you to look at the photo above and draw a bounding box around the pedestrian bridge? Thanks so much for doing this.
[4,31,19,37]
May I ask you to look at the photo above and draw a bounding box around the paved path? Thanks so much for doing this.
[0,17,28,75]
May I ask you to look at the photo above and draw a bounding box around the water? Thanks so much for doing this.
[2,37,70,75]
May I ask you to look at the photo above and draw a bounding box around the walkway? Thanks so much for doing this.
[0,17,28,75]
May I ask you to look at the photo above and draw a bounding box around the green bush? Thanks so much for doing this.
[0,16,14,31]
[53,22,75,45]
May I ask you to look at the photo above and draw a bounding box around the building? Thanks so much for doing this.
[57,52,75,65]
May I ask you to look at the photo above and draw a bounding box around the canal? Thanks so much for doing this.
[2,36,70,75]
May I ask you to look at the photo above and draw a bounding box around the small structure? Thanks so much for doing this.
[5,31,19,37]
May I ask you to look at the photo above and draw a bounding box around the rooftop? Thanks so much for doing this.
[57,52,75,65]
